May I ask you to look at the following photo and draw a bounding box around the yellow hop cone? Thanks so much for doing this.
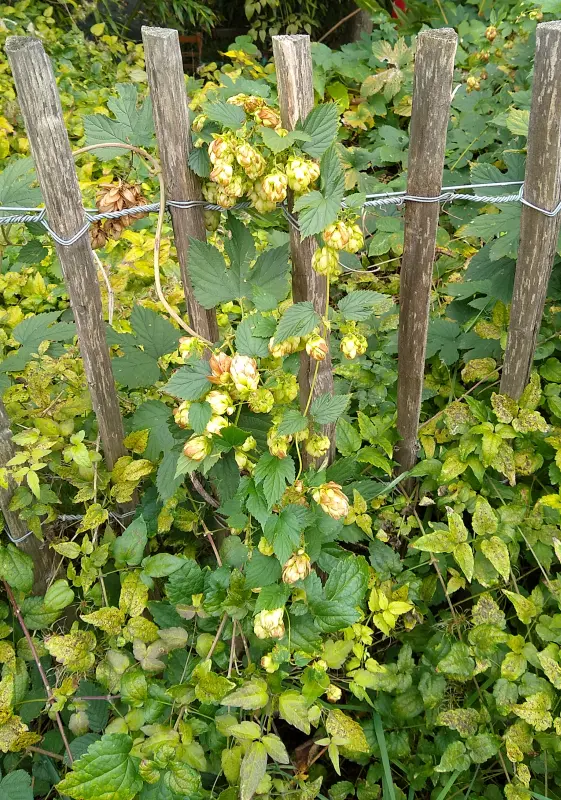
[254,608,285,639]
[183,435,211,462]
[312,481,349,520]
[230,354,260,393]
[282,549,311,584]
[306,333,328,361]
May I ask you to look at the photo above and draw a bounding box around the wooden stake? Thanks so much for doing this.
[6,37,126,470]
[395,28,458,474]
[0,400,55,593]
[272,34,335,464]
[142,26,218,345]
[501,21,561,399]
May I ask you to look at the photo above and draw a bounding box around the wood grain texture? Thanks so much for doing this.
[0,401,55,593]
[6,36,126,471]
[395,28,458,474]
[272,34,335,464]
[142,26,218,345]
[501,21,561,399]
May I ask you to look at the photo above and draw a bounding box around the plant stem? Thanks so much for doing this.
[3,581,73,764]
[206,613,228,661]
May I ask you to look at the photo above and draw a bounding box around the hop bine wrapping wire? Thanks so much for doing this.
[1,180,560,247]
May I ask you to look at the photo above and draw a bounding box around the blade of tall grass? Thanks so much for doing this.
[373,712,396,800]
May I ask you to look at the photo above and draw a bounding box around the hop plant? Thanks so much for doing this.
[208,136,234,165]
[282,550,311,584]
[306,333,328,361]
[202,181,219,205]
[215,189,238,209]
[344,222,364,254]
[210,162,233,187]
[249,183,277,214]
[205,415,229,436]
[183,435,211,462]
[222,173,245,199]
[267,432,291,459]
[340,333,368,360]
[272,373,298,404]
[254,608,285,639]
[326,684,342,702]
[312,481,350,520]
[203,209,220,232]
[209,352,232,384]
[206,391,235,416]
[230,354,260,394]
[312,246,340,276]
[192,114,207,133]
[306,434,331,457]
[235,143,265,178]
[323,221,350,250]
[173,401,191,429]
[285,157,320,192]
[254,106,281,128]
[261,171,288,204]
[269,336,301,358]
[248,388,275,414]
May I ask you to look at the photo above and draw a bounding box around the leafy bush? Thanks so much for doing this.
[3,3,561,800]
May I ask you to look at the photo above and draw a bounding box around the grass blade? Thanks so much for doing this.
[373,712,396,800]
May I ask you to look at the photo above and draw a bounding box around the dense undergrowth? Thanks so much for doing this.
[2,2,561,800]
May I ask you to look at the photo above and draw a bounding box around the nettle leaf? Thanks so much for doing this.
[310,394,350,425]
[84,84,154,156]
[112,516,147,567]
[294,145,345,238]
[300,103,340,158]
[240,741,267,800]
[274,301,320,343]
[338,291,394,321]
[129,305,180,359]
[279,690,310,734]
[164,360,211,400]
[204,100,246,129]
[56,734,142,800]
[481,536,510,581]
[0,545,33,594]
[0,770,33,800]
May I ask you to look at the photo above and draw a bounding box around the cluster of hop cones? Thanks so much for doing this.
[90,180,147,249]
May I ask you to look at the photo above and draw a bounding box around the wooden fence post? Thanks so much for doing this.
[6,37,126,471]
[500,21,561,400]
[0,400,54,594]
[272,34,335,464]
[394,28,458,475]
[141,26,218,345]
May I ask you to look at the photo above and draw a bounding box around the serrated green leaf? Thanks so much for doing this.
[253,453,296,509]
[310,394,350,425]
[0,770,33,800]
[222,679,268,710]
[84,84,154,156]
[260,127,311,154]
[189,402,212,434]
[0,545,33,594]
[164,360,211,401]
[56,734,142,800]
[188,147,211,178]
[277,409,308,436]
[301,103,340,158]
[262,734,290,764]
[279,690,310,734]
[165,559,204,604]
[293,146,345,238]
[338,290,393,321]
[129,305,180,359]
[274,301,320,344]
[481,536,510,581]
[112,347,160,389]
[205,101,246,129]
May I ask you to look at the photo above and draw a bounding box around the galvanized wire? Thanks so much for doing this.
[0,180,558,245]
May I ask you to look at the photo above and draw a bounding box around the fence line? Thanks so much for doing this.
[394,27,458,476]
[500,20,561,400]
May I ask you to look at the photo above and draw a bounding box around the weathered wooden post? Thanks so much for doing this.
[6,36,126,471]
[501,21,561,399]
[0,400,54,593]
[272,34,335,464]
[394,28,458,474]
[142,26,218,345]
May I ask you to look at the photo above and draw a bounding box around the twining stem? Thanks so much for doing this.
[72,142,212,347]
[206,613,228,661]
[3,581,73,764]
[26,745,64,762]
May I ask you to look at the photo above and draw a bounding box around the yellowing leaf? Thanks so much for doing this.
[45,631,97,671]
[325,709,369,753]
[502,590,538,625]
[80,607,125,635]
[119,572,148,618]
[122,459,153,483]
[453,542,474,582]
[123,429,149,454]
[90,22,106,36]
[481,536,510,581]
[472,495,498,536]
[77,503,109,533]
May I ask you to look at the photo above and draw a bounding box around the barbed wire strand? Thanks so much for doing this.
[0,180,554,246]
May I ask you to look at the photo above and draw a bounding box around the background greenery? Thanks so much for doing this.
[2,2,561,800]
